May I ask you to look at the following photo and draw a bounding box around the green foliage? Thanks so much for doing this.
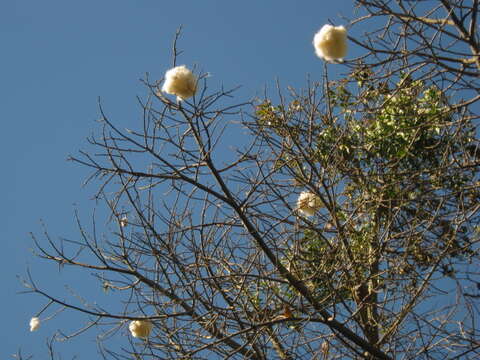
[326,73,454,170]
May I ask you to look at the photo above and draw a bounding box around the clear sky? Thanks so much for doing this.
[1,1,357,358]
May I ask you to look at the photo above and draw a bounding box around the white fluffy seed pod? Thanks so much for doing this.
[297,191,322,217]
[313,24,348,62]
[161,65,197,101]
[119,215,128,228]
[29,317,40,332]
[129,320,153,339]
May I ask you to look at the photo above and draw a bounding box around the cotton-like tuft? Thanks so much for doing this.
[129,320,153,339]
[297,191,322,217]
[313,25,348,62]
[29,317,40,332]
[119,215,128,228]
[162,65,197,101]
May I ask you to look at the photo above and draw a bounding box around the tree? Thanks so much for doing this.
[23,1,480,359]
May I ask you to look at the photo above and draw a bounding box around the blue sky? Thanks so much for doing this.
[1,1,356,358]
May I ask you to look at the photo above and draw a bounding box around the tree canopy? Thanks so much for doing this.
[23,1,480,359]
